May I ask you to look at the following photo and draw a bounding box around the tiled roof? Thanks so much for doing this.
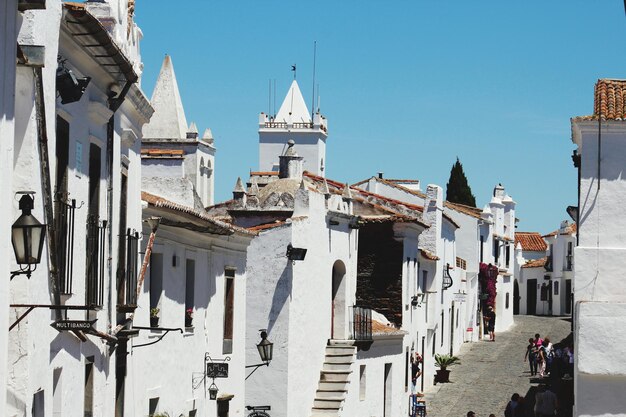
[572,79,626,121]
[372,320,407,336]
[444,202,483,219]
[141,149,184,158]
[141,191,254,236]
[515,232,547,252]
[543,223,577,238]
[247,220,289,232]
[249,171,278,176]
[420,249,440,261]
[522,257,547,269]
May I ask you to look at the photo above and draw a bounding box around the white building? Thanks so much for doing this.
[570,78,626,417]
[6,1,153,416]
[142,55,216,208]
[515,223,575,317]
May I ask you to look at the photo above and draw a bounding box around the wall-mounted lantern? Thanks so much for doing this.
[56,58,90,104]
[411,292,426,307]
[286,243,307,261]
[11,193,46,280]
[246,329,274,380]
[208,382,219,400]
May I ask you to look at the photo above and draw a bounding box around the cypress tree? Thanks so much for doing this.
[446,158,476,207]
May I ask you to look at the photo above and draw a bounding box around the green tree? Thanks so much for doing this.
[446,158,476,207]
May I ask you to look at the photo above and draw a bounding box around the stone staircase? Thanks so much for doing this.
[310,340,356,417]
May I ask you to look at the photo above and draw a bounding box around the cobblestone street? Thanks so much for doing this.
[424,316,571,417]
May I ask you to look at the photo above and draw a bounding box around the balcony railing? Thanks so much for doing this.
[263,121,315,129]
[351,305,372,345]
[86,214,106,307]
[55,198,78,294]
[124,229,140,306]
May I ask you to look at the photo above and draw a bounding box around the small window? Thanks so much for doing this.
[421,270,428,292]
[148,398,159,417]
[150,254,164,326]
[223,269,236,354]
[185,259,195,327]
[554,281,559,296]
[84,357,94,417]
[505,293,510,309]
[359,365,366,400]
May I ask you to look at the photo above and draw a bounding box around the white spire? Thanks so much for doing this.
[143,55,188,139]
[275,80,311,124]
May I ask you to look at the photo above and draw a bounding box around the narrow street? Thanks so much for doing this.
[424,316,571,417]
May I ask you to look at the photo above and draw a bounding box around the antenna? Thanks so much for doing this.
[311,40,317,120]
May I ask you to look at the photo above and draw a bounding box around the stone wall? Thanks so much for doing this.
[356,223,404,326]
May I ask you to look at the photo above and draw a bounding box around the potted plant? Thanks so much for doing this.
[150,307,160,327]
[185,308,193,327]
[434,353,460,383]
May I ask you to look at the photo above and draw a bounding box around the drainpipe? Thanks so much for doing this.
[105,81,133,331]
[33,67,62,320]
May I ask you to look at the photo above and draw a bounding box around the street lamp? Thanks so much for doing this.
[246,329,274,380]
[11,193,46,279]
[208,382,219,400]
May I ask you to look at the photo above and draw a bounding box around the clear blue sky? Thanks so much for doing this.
[135,1,626,234]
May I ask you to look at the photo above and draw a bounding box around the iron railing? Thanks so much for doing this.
[86,214,106,307]
[124,229,140,306]
[351,305,372,341]
[55,198,77,294]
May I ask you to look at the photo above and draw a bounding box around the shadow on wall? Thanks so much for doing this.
[267,264,291,335]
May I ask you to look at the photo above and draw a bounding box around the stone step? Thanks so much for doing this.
[313,398,343,409]
[320,370,352,382]
[325,346,356,355]
[316,389,348,398]
[322,362,352,372]
[328,339,356,346]
[324,354,355,363]
[318,381,350,391]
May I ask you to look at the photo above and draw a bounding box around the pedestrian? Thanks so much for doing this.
[524,337,537,376]
[489,414,496,417]
[467,411,476,417]
[504,393,520,417]
[544,337,554,374]
[534,333,543,348]
[411,352,424,396]
[483,305,496,341]
[537,341,547,378]
[534,384,558,417]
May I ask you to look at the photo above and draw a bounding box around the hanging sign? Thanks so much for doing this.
[453,293,467,303]
[51,319,97,332]
[248,411,271,417]
[207,362,229,378]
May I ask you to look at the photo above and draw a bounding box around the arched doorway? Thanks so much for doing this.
[331,260,347,339]
[513,279,520,315]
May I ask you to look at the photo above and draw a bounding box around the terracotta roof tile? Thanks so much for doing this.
[543,223,577,238]
[444,202,483,219]
[573,79,626,121]
[522,257,547,268]
[420,249,440,261]
[249,171,279,176]
[141,149,184,158]
[247,220,289,232]
[515,232,547,252]
[372,320,406,336]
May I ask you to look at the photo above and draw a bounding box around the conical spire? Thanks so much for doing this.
[202,128,213,141]
[187,122,198,139]
[143,55,188,139]
[233,177,245,193]
[275,80,311,124]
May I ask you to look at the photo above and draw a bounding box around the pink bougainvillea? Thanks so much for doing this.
[479,263,498,308]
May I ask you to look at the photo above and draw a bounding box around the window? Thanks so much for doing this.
[421,270,428,292]
[441,311,444,346]
[185,259,195,327]
[566,242,573,271]
[84,357,94,417]
[456,257,467,270]
[432,334,436,355]
[223,269,235,354]
[554,281,559,296]
[480,235,484,262]
[33,390,44,417]
[493,238,499,264]
[86,144,104,307]
[359,365,366,400]
[404,349,409,392]
[55,116,74,294]
[53,368,62,417]
[148,398,159,417]
[505,244,511,267]
[116,173,129,303]
[505,293,510,309]
[150,254,164,324]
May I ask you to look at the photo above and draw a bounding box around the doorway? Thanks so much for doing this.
[565,280,572,315]
[331,260,347,339]
[527,279,537,315]
[513,280,520,315]
[383,363,392,417]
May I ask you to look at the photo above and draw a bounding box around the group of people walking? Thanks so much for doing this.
[524,333,574,380]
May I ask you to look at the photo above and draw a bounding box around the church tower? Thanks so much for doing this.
[258,80,328,176]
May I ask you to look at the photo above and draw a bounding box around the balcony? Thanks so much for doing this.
[350,305,373,351]
[124,229,140,307]
[55,197,78,295]
[85,214,106,307]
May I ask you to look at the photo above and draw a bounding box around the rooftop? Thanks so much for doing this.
[515,232,547,252]
[572,79,626,121]
[522,257,547,269]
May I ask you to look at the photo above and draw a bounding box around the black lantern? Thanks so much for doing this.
[56,61,91,104]
[286,243,307,261]
[11,193,46,279]
[208,382,218,400]
[256,330,273,364]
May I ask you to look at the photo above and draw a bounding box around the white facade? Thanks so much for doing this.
[129,197,252,417]
[571,80,626,417]
[258,80,328,176]
[6,2,152,416]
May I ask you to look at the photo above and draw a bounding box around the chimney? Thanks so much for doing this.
[279,140,304,179]
[232,177,246,206]
[493,183,505,199]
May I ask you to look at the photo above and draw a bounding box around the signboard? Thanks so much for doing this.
[51,319,96,332]
[207,362,229,378]
[453,293,467,303]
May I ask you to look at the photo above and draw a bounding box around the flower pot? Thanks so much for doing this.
[435,369,451,383]
[150,316,159,327]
